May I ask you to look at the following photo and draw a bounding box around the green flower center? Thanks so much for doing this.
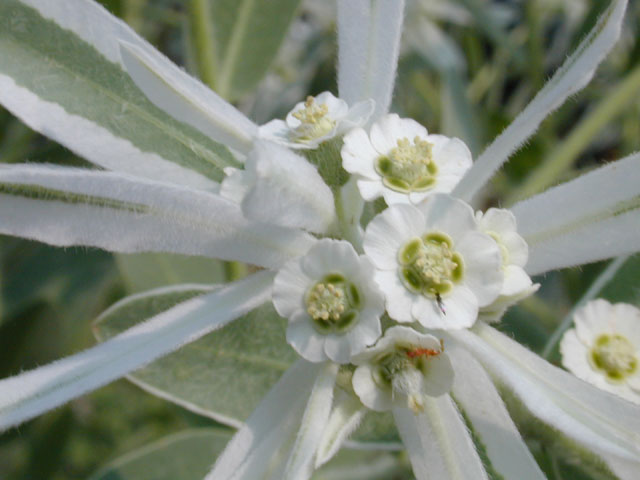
[291,96,336,141]
[305,273,361,334]
[375,136,438,193]
[398,233,464,297]
[590,334,637,382]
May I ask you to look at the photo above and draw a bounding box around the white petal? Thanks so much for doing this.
[300,239,362,279]
[0,75,217,191]
[352,364,393,412]
[393,396,488,480]
[414,286,478,329]
[560,329,613,393]
[363,204,424,269]
[283,362,338,480]
[0,164,315,269]
[205,359,322,480]
[337,0,404,120]
[573,298,618,344]
[370,114,425,154]
[451,324,640,460]
[242,141,336,234]
[286,312,328,363]
[429,135,473,176]
[456,231,503,306]
[356,179,385,201]
[514,153,640,274]
[376,270,415,323]
[454,0,629,203]
[0,271,273,431]
[501,265,533,296]
[417,193,477,241]
[342,128,380,180]
[324,336,353,364]
[272,261,311,319]
[315,391,366,468]
[449,346,547,480]
[120,41,256,155]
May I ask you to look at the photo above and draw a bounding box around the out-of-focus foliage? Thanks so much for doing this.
[0,0,639,479]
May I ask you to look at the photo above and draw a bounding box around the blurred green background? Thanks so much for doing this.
[1,0,639,478]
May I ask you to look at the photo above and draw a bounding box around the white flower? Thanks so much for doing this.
[272,239,384,363]
[352,326,453,413]
[341,113,472,205]
[560,299,640,404]
[475,208,540,322]
[363,193,503,329]
[259,91,374,149]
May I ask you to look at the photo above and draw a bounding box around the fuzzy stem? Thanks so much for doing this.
[188,0,219,91]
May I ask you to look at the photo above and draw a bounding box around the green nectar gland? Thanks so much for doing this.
[398,232,464,298]
[590,334,638,382]
[292,96,336,141]
[305,273,361,334]
[375,136,438,193]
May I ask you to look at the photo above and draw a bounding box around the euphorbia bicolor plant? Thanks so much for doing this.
[0,1,639,479]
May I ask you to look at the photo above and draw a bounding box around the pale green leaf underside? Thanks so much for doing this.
[211,0,302,100]
[89,428,406,480]
[0,0,237,181]
[93,286,399,444]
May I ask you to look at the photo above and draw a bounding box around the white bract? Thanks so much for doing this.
[272,239,384,363]
[352,326,453,412]
[561,299,640,404]
[342,113,472,204]
[364,193,503,329]
[259,91,374,149]
[0,1,639,480]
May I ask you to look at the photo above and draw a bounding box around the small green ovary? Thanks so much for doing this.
[305,273,361,334]
[590,334,638,382]
[291,96,336,141]
[375,136,438,193]
[398,233,464,297]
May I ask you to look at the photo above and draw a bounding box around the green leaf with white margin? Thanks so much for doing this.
[93,284,401,445]
[0,0,238,188]
[89,428,409,480]
[88,428,234,480]
[115,252,227,294]
[208,0,302,101]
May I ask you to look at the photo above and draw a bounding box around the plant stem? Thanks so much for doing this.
[541,255,629,360]
[507,63,640,205]
[188,0,219,91]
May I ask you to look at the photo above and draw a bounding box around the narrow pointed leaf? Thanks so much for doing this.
[205,359,321,480]
[454,0,628,203]
[450,324,640,461]
[120,41,257,155]
[337,0,404,120]
[284,362,338,480]
[393,396,489,480]
[449,346,546,480]
[0,271,274,431]
[513,153,640,274]
[0,0,239,187]
[0,164,315,269]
